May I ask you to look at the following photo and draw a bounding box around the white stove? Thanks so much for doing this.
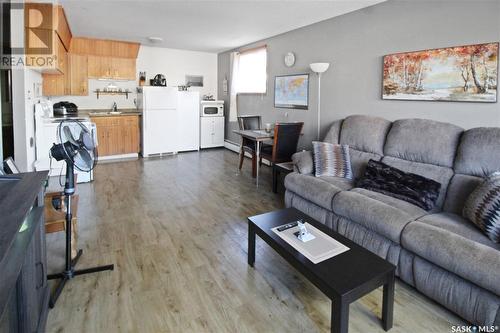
[34,101,94,183]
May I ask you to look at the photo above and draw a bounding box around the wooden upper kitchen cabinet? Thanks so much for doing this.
[55,5,72,50]
[24,3,72,73]
[68,54,88,95]
[91,116,140,157]
[87,56,112,79]
[87,55,103,78]
[42,72,66,96]
[70,38,139,58]
[112,57,136,80]
[44,53,88,96]
[42,37,68,96]
[25,28,66,74]
[72,37,138,80]
[88,56,136,80]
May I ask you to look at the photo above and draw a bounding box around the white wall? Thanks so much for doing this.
[136,45,217,98]
[49,45,218,110]
[9,0,44,172]
[12,67,43,172]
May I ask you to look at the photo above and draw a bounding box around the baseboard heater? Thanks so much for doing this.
[224,140,271,166]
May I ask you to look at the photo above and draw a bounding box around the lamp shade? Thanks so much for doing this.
[309,62,330,73]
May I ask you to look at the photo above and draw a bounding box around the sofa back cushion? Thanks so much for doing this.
[443,127,500,214]
[454,128,500,177]
[443,174,484,214]
[329,115,391,179]
[339,115,391,155]
[323,119,343,144]
[384,119,463,167]
[380,119,462,211]
[350,149,382,180]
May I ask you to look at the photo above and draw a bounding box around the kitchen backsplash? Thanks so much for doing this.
[48,79,138,110]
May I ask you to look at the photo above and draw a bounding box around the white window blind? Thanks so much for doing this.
[237,47,267,94]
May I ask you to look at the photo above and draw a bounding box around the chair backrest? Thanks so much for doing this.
[272,122,304,163]
[238,115,261,130]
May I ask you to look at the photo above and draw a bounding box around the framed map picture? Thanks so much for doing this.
[383,42,499,102]
[274,74,309,109]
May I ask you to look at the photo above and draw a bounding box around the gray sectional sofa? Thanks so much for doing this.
[284,115,500,326]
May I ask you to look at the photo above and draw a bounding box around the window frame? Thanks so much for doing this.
[236,45,268,95]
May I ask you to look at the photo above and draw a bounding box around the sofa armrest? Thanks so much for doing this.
[292,151,314,174]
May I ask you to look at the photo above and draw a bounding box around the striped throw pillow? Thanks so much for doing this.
[312,141,353,179]
[463,172,500,243]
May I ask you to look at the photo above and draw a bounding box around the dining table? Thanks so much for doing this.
[233,129,274,187]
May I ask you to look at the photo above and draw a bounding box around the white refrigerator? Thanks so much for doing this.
[139,87,199,157]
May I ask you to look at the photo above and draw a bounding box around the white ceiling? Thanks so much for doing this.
[61,0,385,53]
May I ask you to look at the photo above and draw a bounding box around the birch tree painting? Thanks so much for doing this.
[383,43,498,102]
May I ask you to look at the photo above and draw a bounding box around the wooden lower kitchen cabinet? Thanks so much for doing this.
[90,115,140,157]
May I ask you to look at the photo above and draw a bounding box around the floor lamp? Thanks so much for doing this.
[310,63,330,141]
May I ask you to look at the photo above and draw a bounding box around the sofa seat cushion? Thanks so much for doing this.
[417,213,500,250]
[284,173,353,211]
[402,213,500,295]
[332,188,427,243]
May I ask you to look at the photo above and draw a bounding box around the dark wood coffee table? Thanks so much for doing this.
[248,208,395,333]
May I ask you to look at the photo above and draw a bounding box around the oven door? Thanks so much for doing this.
[202,106,221,116]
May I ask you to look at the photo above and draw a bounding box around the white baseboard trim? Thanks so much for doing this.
[224,140,242,153]
[99,153,139,163]
[224,140,271,166]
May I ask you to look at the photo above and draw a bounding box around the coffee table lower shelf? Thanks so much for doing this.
[247,208,395,333]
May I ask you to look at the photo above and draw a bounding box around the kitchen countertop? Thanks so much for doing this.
[81,108,142,117]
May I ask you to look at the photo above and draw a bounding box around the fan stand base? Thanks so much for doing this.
[47,250,114,308]
[47,162,114,308]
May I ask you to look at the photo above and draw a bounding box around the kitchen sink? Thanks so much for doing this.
[89,111,122,116]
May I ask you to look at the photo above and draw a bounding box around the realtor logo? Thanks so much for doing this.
[25,2,53,55]
[1,2,54,68]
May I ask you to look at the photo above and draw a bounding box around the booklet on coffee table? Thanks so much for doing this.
[272,222,349,264]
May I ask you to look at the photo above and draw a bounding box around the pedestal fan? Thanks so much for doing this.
[48,120,114,308]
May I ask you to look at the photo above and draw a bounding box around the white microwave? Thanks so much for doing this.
[201,101,224,117]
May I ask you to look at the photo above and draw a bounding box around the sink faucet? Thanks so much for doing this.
[111,102,117,112]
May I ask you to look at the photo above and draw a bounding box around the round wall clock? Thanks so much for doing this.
[284,52,296,67]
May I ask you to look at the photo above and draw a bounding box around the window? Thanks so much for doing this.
[237,46,267,94]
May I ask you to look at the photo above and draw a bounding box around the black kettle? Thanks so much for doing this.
[151,74,166,86]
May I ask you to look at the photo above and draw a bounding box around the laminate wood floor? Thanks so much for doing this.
[46,149,465,333]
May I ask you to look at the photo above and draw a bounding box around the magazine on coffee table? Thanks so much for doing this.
[271,222,349,264]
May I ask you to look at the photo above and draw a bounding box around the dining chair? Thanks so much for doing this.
[260,122,304,165]
[237,115,262,178]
